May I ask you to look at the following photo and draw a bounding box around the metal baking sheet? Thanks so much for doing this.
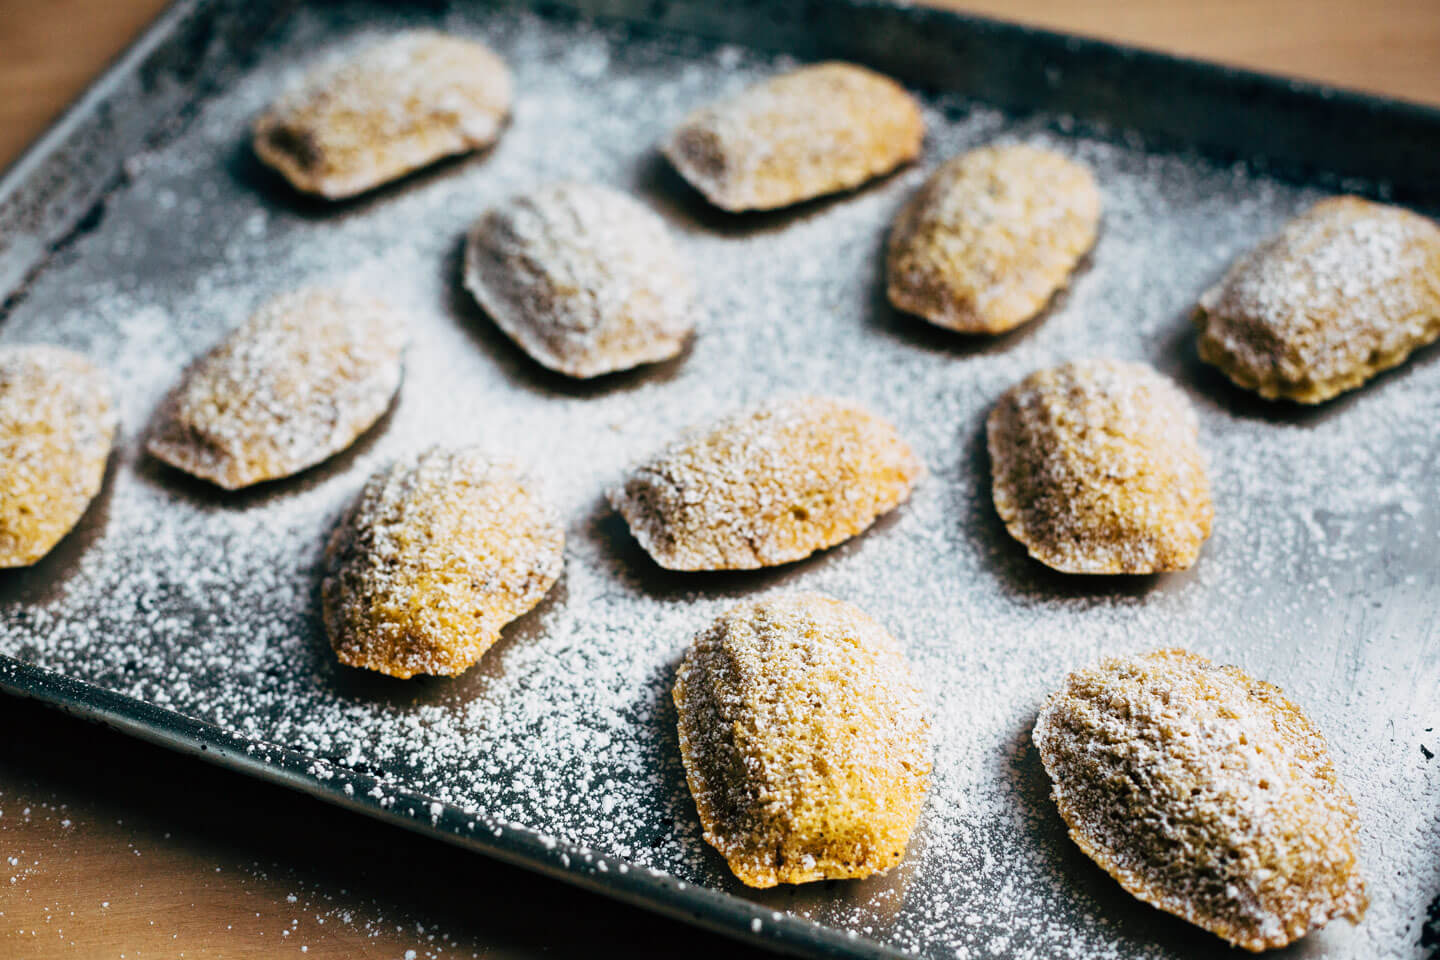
[1,2,1437,957]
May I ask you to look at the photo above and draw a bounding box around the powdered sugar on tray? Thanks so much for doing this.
[0,7,1436,960]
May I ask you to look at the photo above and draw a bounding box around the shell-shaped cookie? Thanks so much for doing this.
[1196,196,1440,403]
[321,447,564,679]
[147,288,407,490]
[887,144,1101,333]
[1034,649,1367,951]
[253,31,513,199]
[464,182,695,378]
[0,346,117,568]
[663,62,924,212]
[609,395,921,571]
[987,359,1212,574]
[674,592,931,887]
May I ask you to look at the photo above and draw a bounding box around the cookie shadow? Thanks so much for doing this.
[634,651,726,870]
[588,492,911,603]
[0,449,120,606]
[313,566,571,714]
[443,234,694,398]
[1159,307,1440,426]
[961,417,1174,605]
[866,227,1099,358]
[228,131,501,221]
[134,392,399,511]
[633,149,914,241]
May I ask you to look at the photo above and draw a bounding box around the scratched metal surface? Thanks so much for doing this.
[0,2,1436,958]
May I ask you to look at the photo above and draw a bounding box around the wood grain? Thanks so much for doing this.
[1,1,1437,957]
[933,0,1440,107]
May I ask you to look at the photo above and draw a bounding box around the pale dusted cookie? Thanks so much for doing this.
[987,359,1212,574]
[674,592,930,887]
[663,62,924,212]
[464,182,695,378]
[609,395,921,571]
[321,447,564,679]
[147,288,407,490]
[0,346,117,568]
[888,144,1101,333]
[1196,196,1440,403]
[1034,649,1367,951]
[253,31,512,199]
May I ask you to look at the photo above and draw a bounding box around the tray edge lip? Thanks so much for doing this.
[5,0,1440,206]
[836,0,1440,118]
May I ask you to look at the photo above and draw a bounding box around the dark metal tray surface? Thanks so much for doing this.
[0,2,1436,958]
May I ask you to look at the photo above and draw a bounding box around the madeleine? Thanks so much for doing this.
[888,144,1100,333]
[987,359,1212,574]
[674,592,930,887]
[254,31,512,198]
[147,288,406,490]
[1196,196,1440,403]
[0,346,117,567]
[663,62,924,212]
[610,395,921,571]
[321,447,564,679]
[464,183,695,378]
[1034,649,1367,951]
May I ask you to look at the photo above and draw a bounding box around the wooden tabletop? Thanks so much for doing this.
[2,2,1438,957]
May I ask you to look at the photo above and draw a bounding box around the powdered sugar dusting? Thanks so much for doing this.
[463,181,694,377]
[663,62,925,212]
[0,6,1436,960]
[253,30,513,199]
[1034,649,1366,951]
[609,394,921,571]
[321,446,564,679]
[887,143,1101,333]
[146,286,407,490]
[1196,196,1440,402]
[0,346,117,567]
[674,592,930,887]
[987,358,1212,574]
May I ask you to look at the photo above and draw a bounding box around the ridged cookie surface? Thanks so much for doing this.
[147,288,406,490]
[987,359,1212,574]
[888,144,1100,333]
[253,31,512,199]
[321,447,564,679]
[1034,649,1367,951]
[609,395,921,571]
[0,346,117,568]
[1196,196,1440,403]
[674,592,931,887]
[464,182,695,378]
[663,62,924,212]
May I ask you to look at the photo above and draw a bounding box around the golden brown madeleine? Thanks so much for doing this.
[609,395,921,571]
[674,592,930,887]
[987,358,1212,574]
[662,62,924,212]
[0,346,117,568]
[253,31,513,199]
[1196,196,1440,403]
[147,288,407,490]
[887,144,1101,333]
[321,447,564,679]
[464,182,695,378]
[1034,649,1367,951]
